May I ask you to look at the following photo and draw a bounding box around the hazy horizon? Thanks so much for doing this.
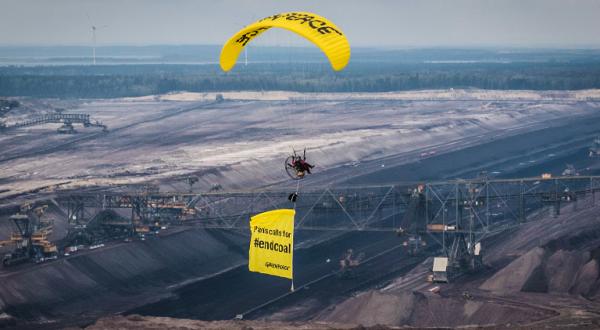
[2,44,600,50]
[1,0,600,48]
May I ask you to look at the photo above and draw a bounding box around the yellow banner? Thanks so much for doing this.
[248,209,295,279]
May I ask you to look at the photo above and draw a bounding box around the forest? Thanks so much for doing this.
[1,47,600,98]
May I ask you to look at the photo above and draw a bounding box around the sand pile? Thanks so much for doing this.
[320,206,600,328]
[318,290,546,328]
[573,259,600,296]
[481,232,600,297]
[320,291,414,326]
[480,247,546,293]
[407,292,548,328]
[544,249,587,293]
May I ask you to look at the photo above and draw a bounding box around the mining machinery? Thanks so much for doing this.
[562,164,579,176]
[338,249,365,278]
[0,113,107,134]
[1,205,57,267]
[397,184,428,255]
[429,182,485,283]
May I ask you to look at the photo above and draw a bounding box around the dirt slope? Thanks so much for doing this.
[0,229,247,326]
[315,203,600,328]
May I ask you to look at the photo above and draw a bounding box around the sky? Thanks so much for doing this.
[1,0,599,48]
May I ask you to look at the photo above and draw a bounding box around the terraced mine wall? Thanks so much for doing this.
[0,228,248,325]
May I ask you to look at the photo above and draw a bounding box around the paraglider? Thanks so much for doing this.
[219,12,350,185]
[220,12,351,72]
[285,149,314,180]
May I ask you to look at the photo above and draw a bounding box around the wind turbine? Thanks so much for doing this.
[235,19,250,66]
[87,14,107,65]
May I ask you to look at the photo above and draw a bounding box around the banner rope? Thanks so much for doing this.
[291,179,301,292]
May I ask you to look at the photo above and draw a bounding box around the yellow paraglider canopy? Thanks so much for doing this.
[220,12,350,72]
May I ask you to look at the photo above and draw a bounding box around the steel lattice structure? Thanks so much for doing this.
[57,175,600,237]
[48,175,600,280]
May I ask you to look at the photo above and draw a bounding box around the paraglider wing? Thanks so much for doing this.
[220,12,350,72]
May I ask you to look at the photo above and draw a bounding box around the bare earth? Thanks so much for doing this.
[1,89,600,202]
[2,90,600,329]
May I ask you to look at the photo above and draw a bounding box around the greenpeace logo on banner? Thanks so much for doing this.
[248,209,295,279]
[265,262,290,271]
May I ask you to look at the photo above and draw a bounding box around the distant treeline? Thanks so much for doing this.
[1,62,600,98]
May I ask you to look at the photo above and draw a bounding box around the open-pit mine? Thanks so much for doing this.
[1,89,600,329]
